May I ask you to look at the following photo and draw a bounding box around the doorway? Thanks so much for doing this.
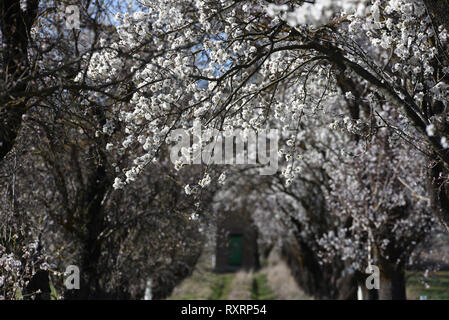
[229,235,243,266]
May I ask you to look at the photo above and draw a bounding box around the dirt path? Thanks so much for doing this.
[168,259,310,300]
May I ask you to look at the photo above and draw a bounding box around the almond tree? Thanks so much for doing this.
[1,0,208,299]
[81,1,449,233]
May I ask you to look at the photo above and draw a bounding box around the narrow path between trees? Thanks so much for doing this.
[168,259,311,300]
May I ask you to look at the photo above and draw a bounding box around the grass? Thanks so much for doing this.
[169,270,276,300]
[261,258,312,300]
[251,273,276,300]
[168,271,235,300]
[209,274,234,300]
[227,271,253,299]
[168,272,218,300]
[406,271,449,300]
[50,282,59,300]
[167,251,311,300]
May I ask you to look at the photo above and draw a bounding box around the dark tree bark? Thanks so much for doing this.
[80,164,109,299]
[376,248,407,300]
[282,209,358,300]
[151,252,202,300]
[373,219,408,300]
[378,268,406,300]
[282,233,357,300]
[64,163,111,300]
[428,160,449,232]
[0,0,39,161]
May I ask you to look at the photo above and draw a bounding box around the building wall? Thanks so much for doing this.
[215,211,260,272]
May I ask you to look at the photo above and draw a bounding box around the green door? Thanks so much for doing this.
[229,235,243,266]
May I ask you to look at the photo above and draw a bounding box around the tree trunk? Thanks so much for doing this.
[428,160,449,232]
[372,237,407,300]
[363,286,379,300]
[0,0,39,161]
[378,268,406,300]
[65,164,111,299]
[282,234,357,300]
[282,185,358,300]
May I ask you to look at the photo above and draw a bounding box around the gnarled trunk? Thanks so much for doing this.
[375,249,407,300]
[0,0,39,161]
[64,164,111,299]
[428,160,449,232]
[282,234,357,300]
[378,268,406,300]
